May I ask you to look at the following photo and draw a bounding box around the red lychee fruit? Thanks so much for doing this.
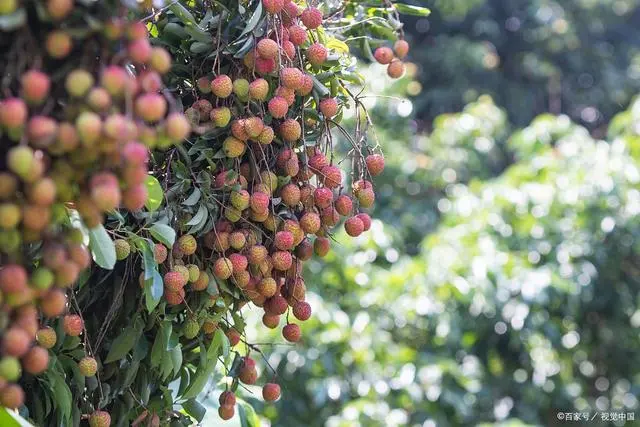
[262,313,280,329]
[309,151,328,171]
[335,194,353,216]
[288,25,307,46]
[239,357,257,384]
[280,67,303,90]
[0,384,24,409]
[247,245,268,265]
[229,253,248,272]
[154,243,168,264]
[394,39,410,59]
[307,43,328,66]
[244,116,265,138]
[297,73,314,96]
[100,65,129,97]
[2,327,31,357]
[165,112,191,143]
[226,328,241,346]
[219,390,237,406]
[344,216,365,237]
[0,98,27,129]
[27,116,58,148]
[257,38,279,59]
[218,404,235,420]
[356,187,375,208]
[279,119,301,142]
[135,93,167,122]
[263,383,281,402]
[282,0,301,25]
[250,191,270,213]
[255,57,277,74]
[197,77,211,93]
[164,271,185,291]
[366,153,385,176]
[356,213,372,231]
[211,75,233,98]
[281,183,301,207]
[387,60,405,78]
[319,98,338,117]
[274,231,295,251]
[22,346,49,375]
[272,251,293,271]
[374,46,394,64]
[321,207,340,226]
[282,323,301,342]
[231,119,250,141]
[314,187,333,209]
[293,301,312,321]
[257,277,277,298]
[268,96,289,119]
[21,70,51,105]
[128,38,152,63]
[165,288,185,305]
[321,165,342,188]
[78,356,98,376]
[122,184,147,211]
[301,7,322,29]
[265,295,288,315]
[89,410,111,427]
[263,0,284,14]
[63,314,83,336]
[0,265,28,293]
[282,40,296,59]
[276,86,296,105]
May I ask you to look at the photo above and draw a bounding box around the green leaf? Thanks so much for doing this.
[105,318,143,363]
[238,399,260,427]
[88,224,116,270]
[186,204,208,226]
[142,241,163,312]
[183,399,206,422]
[170,345,183,375]
[0,407,33,427]
[151,321,172,368]
[183,188,202,206]
[394,3,430,16]
[238,2,263,38]
[169,3,199,27]
[48,367,72,425]
[149,223,176,247]
[182,330,225,399]
[144,175,164,212]
[0,9,26,31]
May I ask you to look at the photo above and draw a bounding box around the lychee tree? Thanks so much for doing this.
[0,0,427,425]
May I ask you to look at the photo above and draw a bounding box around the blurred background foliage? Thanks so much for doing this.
[241,1,640,426]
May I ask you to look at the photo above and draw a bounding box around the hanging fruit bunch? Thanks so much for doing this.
[0,0,422,424]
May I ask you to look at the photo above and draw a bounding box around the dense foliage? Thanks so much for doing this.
[254,88,640,425]
[0,0,424,425]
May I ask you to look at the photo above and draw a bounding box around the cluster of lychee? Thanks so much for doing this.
[374,39,410,78]
[0,1,188,417]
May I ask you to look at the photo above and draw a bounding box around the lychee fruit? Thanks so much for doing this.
[268,96,289,118]
[89,410,111,427]
[297,73,314,96]
[275,86,295,105]
[40,289,67,318]
[272,251,293,271]
[281,183,301,206]
[78,356,98,376]
[36,327,57,349]
[47,0,73,19]
[249,78,269,101]
[230,189,250,210]
[65,69,94,97]
[301,7,322,29]
[0,384,24,409]
[154,243,168,264]
[128,38,152,63]
[63,314,83,336]
[307,43,328,66]
[335,194,353,216]
[76,111,103,147]
[233,78,250,98]
[165,288,185,305]
[288,25,307,46]
[314,187,333,209]
[229,253,248,272]
[178,234,197,256]
[165,113,191,143]
[250,191,270,213]
[218,404,235,420]
[21,70,50,105]
[114,239,131,260]
[344,216,365,237]
[374,46,394,64]
[394,39,409,59]
[282,0,300,24]
[214,257,233,279]
[0,264,27,293]
[280,67,303,90]
[314,237,330,257]
[244,116,265,138]
[366,153,385,176]
[135,93,167,122]
[211,75,233,98]
[319,98,338,117]
[258,126,275,144]
[22,346,49,375]
[282,323,301,342]
[226,328,241,346]
[321,165,342,188]
[182,319,200,339]
[255,57,276,74]
[309,152,328,172]
[247,245,268,264]
[356,213,372,231]
[300,212,321,234]
[257,38,279,59]
[2,327,31,357]
[279,119,301,142]
[387,60,405,78]
[219,390,236,406]
[231,119,250,141]
[263,383,281,402]
[257,277,277,297]
[262,313,280,329]
[238,357,257,384]
[265,295,288,315]
[293,301,312,321]
[46,30,72,59]
[192,271,209,291]
[263,0,284,14]
[211,107,231,127]
[149,46,172,73]
[0,98,27,129]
